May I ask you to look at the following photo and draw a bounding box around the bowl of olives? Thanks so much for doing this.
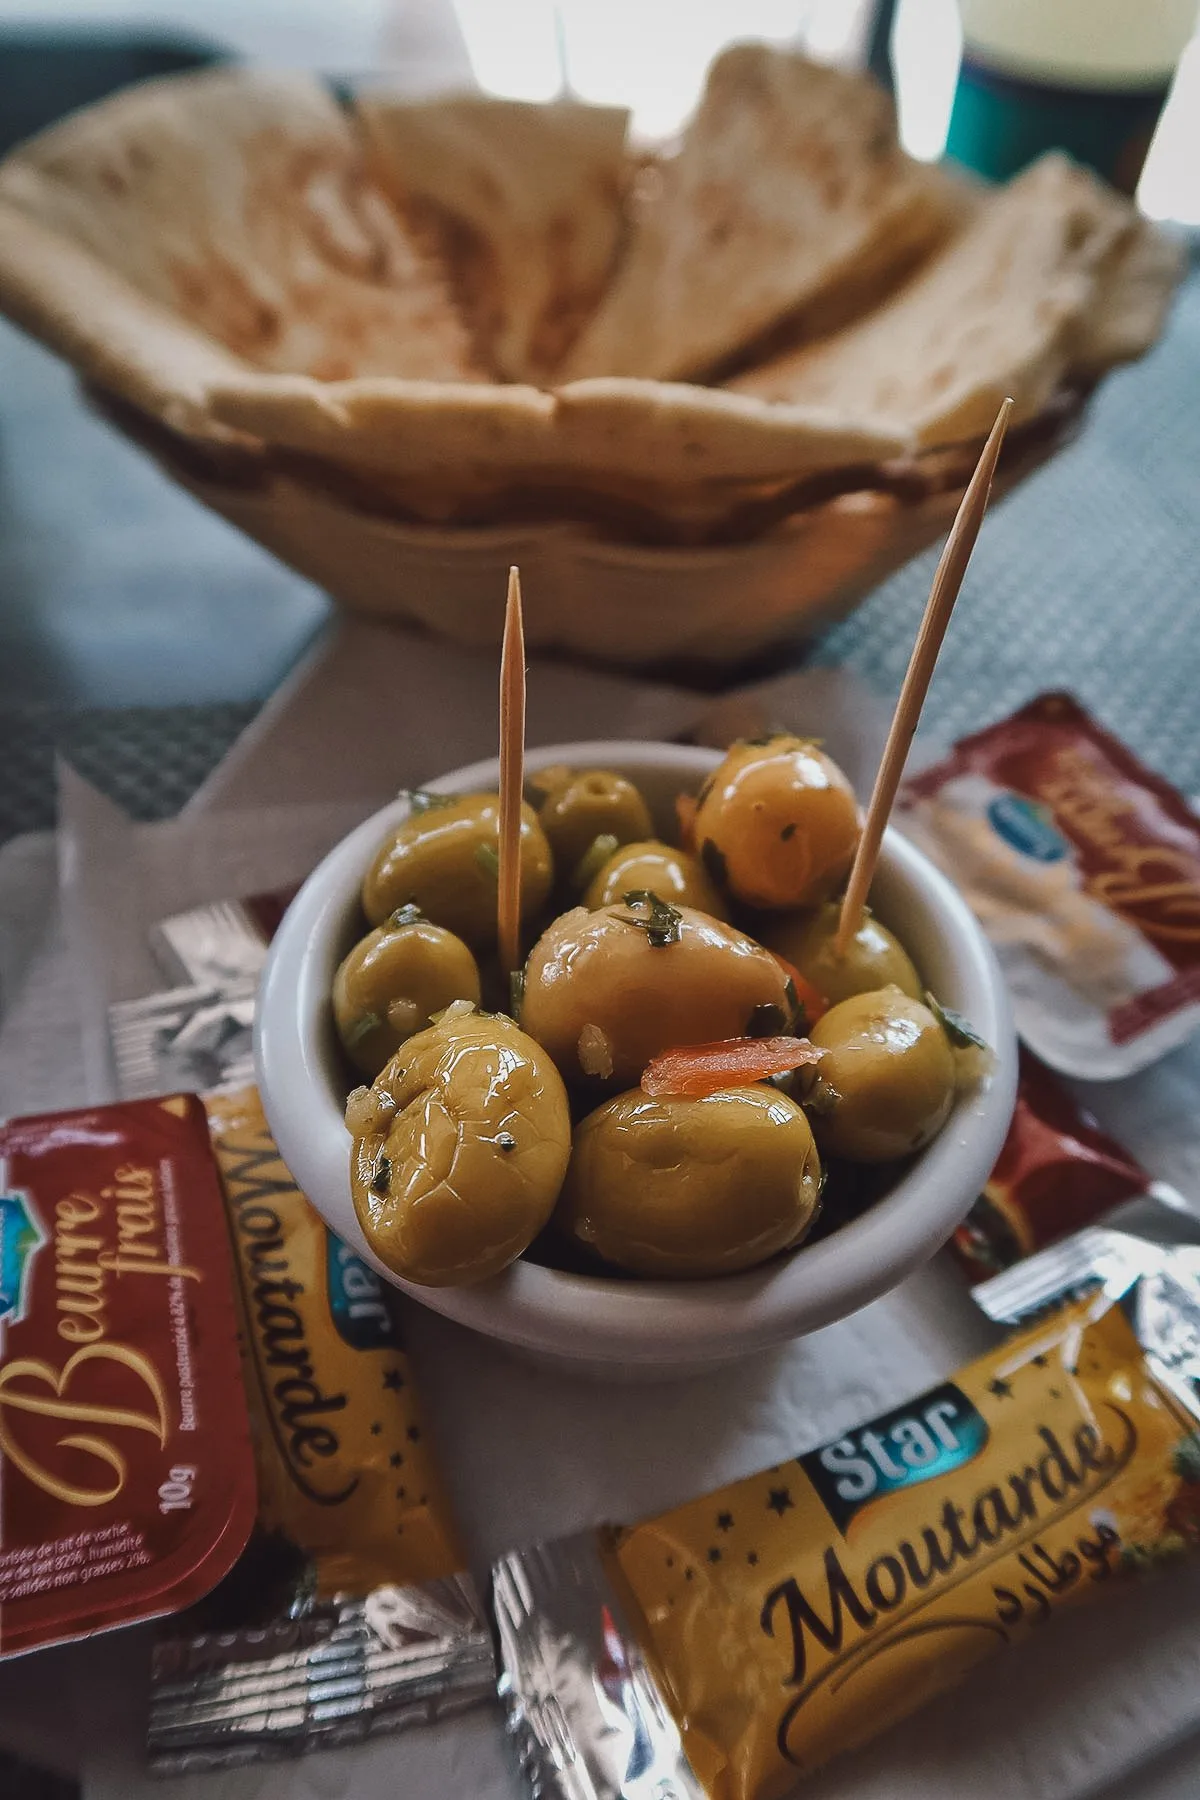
[256,737,1017,1377]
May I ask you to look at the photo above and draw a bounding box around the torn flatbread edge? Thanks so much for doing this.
[0,196,252,441]
[202,371,912,487]
[0,187,910,488]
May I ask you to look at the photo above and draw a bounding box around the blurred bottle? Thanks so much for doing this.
[945,0,1199,192]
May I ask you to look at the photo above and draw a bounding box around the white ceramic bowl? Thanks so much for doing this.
[256,742,1017,1377]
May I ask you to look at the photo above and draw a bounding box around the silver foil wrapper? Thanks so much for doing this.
[974,1184,1200,1424]
[492,1534,704,1800]
[149,1574,495,1773]
[109,979,258,1099]
[150,898,277,988]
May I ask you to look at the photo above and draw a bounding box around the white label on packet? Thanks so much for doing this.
[897,769,1200,1081]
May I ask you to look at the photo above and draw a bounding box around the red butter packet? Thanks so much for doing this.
[0,1095,256,1657]
[899,692,1200,1077]
[953,1048,1151,1281]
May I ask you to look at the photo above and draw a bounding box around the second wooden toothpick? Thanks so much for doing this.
[498,565,527,978]
[835,398,1013,958]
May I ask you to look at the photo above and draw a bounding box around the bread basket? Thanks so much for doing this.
[0,55,1177,670]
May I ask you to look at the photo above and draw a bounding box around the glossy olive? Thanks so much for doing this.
[807,986,955,1162]
[333,912,482,1078]
[521,899,794,1089]
[349,1009,571,1286]
[557,1086,822,1277]
[694,735,861,910]
[362,793,553,948]
[764,903,921,1008]
[531,766,654,876]
[583,840,728,917]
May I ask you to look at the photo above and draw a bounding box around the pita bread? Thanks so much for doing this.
[0,198,251,439]
[731,154,1138,446]
[205,368,909,489]
[355,93,630,382]
[1072,217,1184,376]
[0,68,479,383]
[561,43,952,383]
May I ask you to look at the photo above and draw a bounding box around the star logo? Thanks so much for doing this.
[382,1368,406,1392]
[716,1511,734,1532]
[988,1377,1013,1400]
[707,1547,722,1564]
[767,1487,793,1516]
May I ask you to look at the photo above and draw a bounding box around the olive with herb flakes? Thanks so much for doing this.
[695,735,861,910]
[333,907,482,1079]
[530,766,654,877]
[762,902,921,1007]
[348,1007,571,1286]
[583,839,728,917]
[362,791,553,948]
[804,986,956,1163]
[519,898,794,1089]
[557,1086,822,1277]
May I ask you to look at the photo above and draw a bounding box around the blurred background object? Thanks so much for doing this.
[945,0,1200,194]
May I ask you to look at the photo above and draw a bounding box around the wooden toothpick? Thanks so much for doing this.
[834,398,1013,957]
[498,565,527,977]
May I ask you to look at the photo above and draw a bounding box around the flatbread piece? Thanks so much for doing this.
[562,43,952,383]
[356,92,630,382]
[0,68,478,383]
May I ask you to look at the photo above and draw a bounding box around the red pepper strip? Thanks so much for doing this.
[767,950,829,1028]
[676,792,698,852]
[641,1036,824,1099]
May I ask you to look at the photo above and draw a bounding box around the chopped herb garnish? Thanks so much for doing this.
[746,1002,787,1038]
[801,1075,840,1119]
[782,975,809,1035]
[700,838,728,890]
[370,1155,392,1195]
[780,822,797,841]
[402,788,456,814]
[617,889,683,948]
[475,842,501,880]
[509,967,526,1021]
[496,1132,517,1153]
[345,1011,382,1048]
[1174,1433,1200,1485]
[926,991,988,1051]
[572,832,620,892]
[389,903,424,929]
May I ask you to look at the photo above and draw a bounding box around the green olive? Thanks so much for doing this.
[806,986,955,1162]
[333,909,482,1078]
[583,840,728,917]
[557,1086,821,1277]
[520,897,793,1090]
[362,793,553,948]
[531,766,654,875]
[694,735,860,910]
[348,1009,571,1286]
[763,903,921,1008]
